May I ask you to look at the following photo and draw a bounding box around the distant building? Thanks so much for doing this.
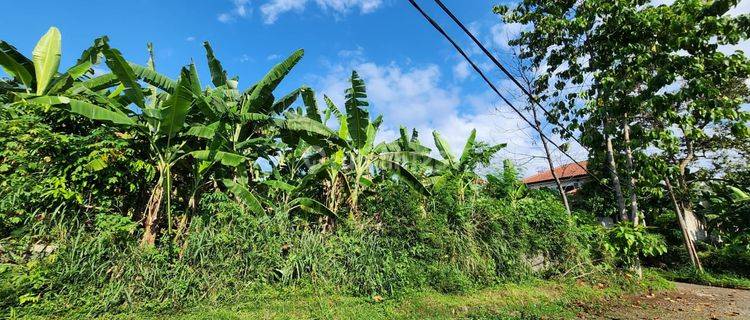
[522,161,589,193]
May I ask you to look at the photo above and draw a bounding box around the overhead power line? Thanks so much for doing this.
[430,0,593,158]
[406,0,610,189]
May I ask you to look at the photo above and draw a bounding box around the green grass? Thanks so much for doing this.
[47,273,667,320]
[658,267,750,290]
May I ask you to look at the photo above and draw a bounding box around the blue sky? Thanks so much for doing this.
[0,0,506,98]
[7,0,746,174]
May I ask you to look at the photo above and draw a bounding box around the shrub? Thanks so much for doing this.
[604,223,667,269]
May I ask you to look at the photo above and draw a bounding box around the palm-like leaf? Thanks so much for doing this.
[103,46,145,108]
[64,36,106,80]
[432,131,456,167]
[30,96,135,126]
[189,150,246,167]
[344,71,370,149]
[160,67,194,137]
[378,160,431,196]
[223,180,264,215]
[271,88,301,114]
[241,49,304,113]
[279,116,335,137]
[69,99,135,125]
[31,27,61,95]
[301,87,322,122]
[81,73,120,91]
[0,41,34,89]
[45,74,74,95]
[377,151,443,171]
[289,197,337,217]
[263,180,297,193]
[130,63,176,93]
[186,121,222,139]
[203,41,228,87]
[459,129,477,167]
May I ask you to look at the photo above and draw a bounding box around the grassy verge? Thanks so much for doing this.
[658,267,750,290]
[40,272,666,320]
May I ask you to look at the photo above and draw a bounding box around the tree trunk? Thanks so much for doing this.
[622,120,641,225]
[176,192,199,258]
[675,139,706,241]
[141,179,164,246]
[322,173,341,233]
[349,186,360,219]
[349,162,366,219]
[665,176,703,272]
[531,107,571,215]
[604,130,627,221]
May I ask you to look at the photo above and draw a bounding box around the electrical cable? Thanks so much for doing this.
[406,0,611,189]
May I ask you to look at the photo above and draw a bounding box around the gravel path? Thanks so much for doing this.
[583,282,750,319]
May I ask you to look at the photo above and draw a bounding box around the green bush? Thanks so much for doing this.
[702,234,750,278]
[0,32,615,317]
[0,180,603,316]
[604,223,667,269]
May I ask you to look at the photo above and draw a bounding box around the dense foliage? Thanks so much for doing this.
[499,0,750,275]
[0,28,639,316]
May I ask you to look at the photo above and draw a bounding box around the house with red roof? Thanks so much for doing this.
[522,161,589,193]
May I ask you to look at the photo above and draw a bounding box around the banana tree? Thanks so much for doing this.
[1,28,182,245]
[317,71,439,217]
[262,142,336,222]
[183,44,340,216]
[431,129,506,202]
[25,37,199,245]
[0,28,118,103]
[379,126,433,173]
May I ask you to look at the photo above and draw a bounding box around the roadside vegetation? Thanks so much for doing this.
[499,0,750,290]
[1,0,749,318]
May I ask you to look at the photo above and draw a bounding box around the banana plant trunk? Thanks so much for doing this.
[349,184,360,219]
[163,163,173,237]
[141,175,164,246]
[349,157,367,219]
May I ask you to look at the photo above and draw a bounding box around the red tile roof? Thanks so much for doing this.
[522,161,589,184]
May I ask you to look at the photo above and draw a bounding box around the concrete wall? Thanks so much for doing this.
[526,177,588,192]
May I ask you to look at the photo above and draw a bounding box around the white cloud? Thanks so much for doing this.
[218,13,234,23]
[218,0,252,23]
[185,36,196,42]
[338,46,365,58]
[453,60,471,81]
[260,0,306,24]
[313,55,585,176]
[490,22,524,51]
[267,53,280,60]
[316,0,381,13]
[260,0,382,24]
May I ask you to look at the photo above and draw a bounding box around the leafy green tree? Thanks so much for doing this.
[315,72,437,216]
[0,29,181,245]
[500,0,750,271]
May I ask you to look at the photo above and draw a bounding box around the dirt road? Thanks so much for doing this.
[583,282,750,319]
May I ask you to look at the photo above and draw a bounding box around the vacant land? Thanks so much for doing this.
[101,281,747,320]
[584,282,750,320]
[72,278,663,319]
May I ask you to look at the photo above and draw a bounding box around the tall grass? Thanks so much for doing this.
[1,182,602,317]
